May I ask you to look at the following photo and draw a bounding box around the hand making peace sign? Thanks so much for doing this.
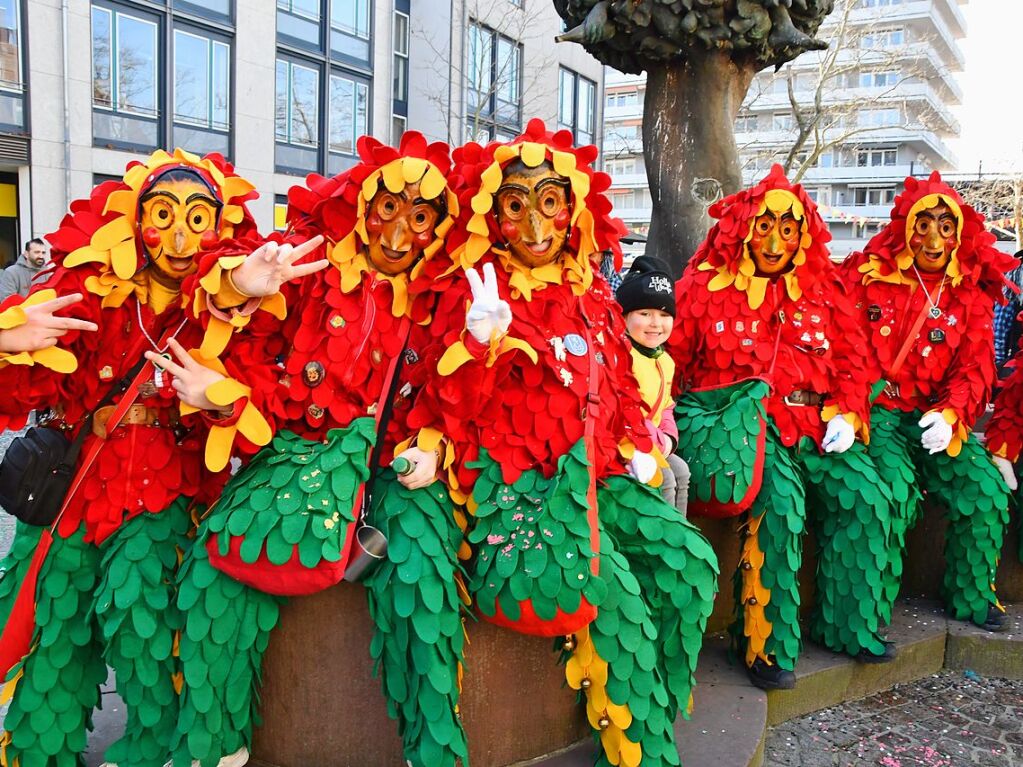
[228,234,329,298]
[465,262,512,344]
[145,338,229,413]
[0,292,99,354]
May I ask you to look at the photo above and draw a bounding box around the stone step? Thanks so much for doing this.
[78,599,1023,767]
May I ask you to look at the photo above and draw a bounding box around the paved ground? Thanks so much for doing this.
[764,671,1023,767]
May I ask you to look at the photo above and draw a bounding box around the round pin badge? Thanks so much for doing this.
[563,333,588,356]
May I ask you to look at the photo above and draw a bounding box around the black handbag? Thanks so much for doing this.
[0,357,147,526]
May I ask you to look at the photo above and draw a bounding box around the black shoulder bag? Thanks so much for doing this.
[0,357,148,526]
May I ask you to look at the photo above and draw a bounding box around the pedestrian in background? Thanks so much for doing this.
[994,249,1023,372]
[0,238,48,301]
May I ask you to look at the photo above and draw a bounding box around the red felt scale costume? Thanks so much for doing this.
[409,119,719,767]
[0,150,266,767]
[840,171,1014,630]
[170,134,473,767]
[669,165,893,688]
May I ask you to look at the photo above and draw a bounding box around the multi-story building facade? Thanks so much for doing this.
[604,0,967,259]
[0,0,602,266]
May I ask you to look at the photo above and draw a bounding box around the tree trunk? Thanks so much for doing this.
[642,52,757,277]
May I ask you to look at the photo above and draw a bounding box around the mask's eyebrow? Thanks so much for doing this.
[534,177,570,193]
[140,189,182,204]
[186,192,221,207]
[497,183,530,196]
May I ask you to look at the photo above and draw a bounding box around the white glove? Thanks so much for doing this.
[627,451,658,484]
[822,415,855,454]
[992,455,1018,491]
[918,411,953,455]
[465,262,511,344]
[393,446,438,490]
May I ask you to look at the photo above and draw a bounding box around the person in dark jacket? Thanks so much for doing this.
[0,238,47,300]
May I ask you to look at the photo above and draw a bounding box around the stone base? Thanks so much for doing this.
[248,583,588,767]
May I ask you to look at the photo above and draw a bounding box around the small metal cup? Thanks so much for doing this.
[343,524,388,582]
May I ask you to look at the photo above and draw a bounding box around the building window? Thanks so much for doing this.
[859,70,899,88]
[853,187,896,206]
[392,114,407,143]
[558,68,595,145]
[465,22,522,141]
[856,147,898,167]
[274,195,289,231]
[772,113,793,131]
[734,113,757,132]
[275,0,373,174]
[91,2,234,154]
[605,90,641,109]
[0,0,23,131]
[173,29,231,155]
[858,108,901,127]
[862,27,904,48]
[393,11,409,105]
[328,71,368,158]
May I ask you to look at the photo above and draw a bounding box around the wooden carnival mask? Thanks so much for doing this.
[365,180,442,276]
[908,200,959,274]
[139,169,223,286]
[747,189,803,278]
[495,160,572,268]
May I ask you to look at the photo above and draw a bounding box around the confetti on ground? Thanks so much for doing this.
[764,670,1023,766]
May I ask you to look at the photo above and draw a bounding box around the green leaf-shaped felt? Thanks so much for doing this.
[173,529,283,767]
[675,379,770,512]
[466,440,596,624]
[363,473,468,767]
[0,523,107,767]
[204,420,375,569]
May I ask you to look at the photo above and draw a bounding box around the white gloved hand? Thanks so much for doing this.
[393,446,438,490]
[465,262,511,344]
[627,451,658,485]
[918,411,953,455]
[822,415,855,454]
[992,455,1018,491]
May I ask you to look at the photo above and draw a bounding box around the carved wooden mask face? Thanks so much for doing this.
[748,205,802,277]
[495,161,571,268]
[910,201,958,273]
[365,180,442,276]
[139,173,221,283]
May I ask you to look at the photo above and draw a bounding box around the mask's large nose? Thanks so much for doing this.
[173,225,187,253]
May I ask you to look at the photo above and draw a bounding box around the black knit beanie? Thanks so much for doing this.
[614,255,676,317]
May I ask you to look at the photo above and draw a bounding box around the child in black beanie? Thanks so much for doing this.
[615,255,689,516]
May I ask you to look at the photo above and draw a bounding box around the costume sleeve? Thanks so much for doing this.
[820,279,873,440]
[185,233,296,359]
[987,353,1023,461]
[932,296,997,434]
[0,269,100,430]
[666,271,701,396]
[652,401,678,453]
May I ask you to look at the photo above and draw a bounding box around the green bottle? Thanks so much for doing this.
[391,456,415,476]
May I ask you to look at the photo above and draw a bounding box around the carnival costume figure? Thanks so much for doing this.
[0,150,272,767]
[409,119,719,767]
[669,165,894,691]
[160,133,469,767]
[840,171,1015,632]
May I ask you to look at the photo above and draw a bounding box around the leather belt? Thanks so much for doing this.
[783,389,826,407]
[92,403,180,438]
[880,381,938,405]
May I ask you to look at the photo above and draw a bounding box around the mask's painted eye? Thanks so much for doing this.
[499,193,527,222]
[940,219,956,239]
[150,200,175,230]
[539,188,564,217]
[755,215,772,235]
[187,204,214,234]
[915,218,931,237]
[376,194,401,221]
[780,220,798,240]
[409,203,438,233]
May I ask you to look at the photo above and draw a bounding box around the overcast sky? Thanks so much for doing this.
[951,0,1023,172]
